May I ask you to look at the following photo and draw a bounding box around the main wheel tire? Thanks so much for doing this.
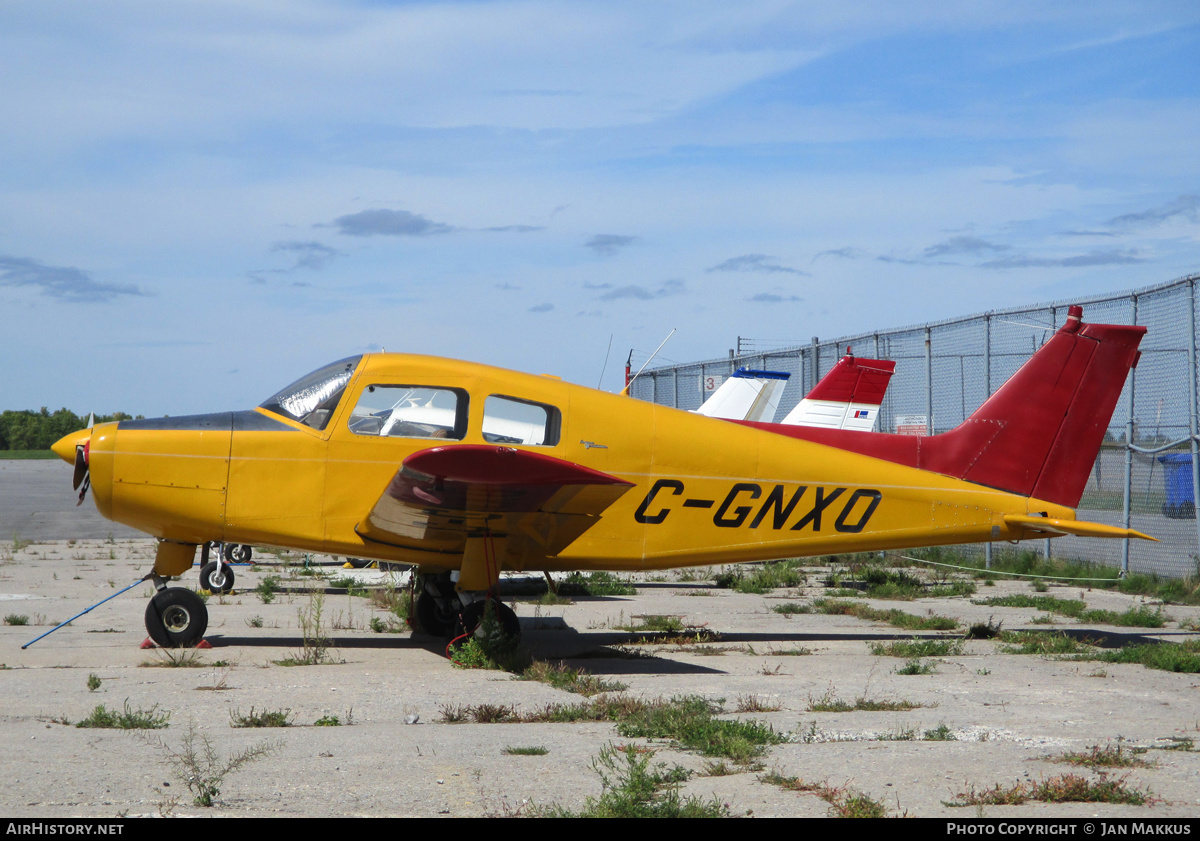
[199,560,235,594]
[454,599,521,642]
[223,543,252,563]
[416,590,458,636]
[145,588,209,648]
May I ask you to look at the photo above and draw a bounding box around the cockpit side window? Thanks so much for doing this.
[348,385,468,440]
[259,356,362,430]
[482,395,560,446]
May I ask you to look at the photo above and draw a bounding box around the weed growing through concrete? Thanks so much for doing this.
[4,614,29,625]
[314,709,353,726]
[558,571,637,597]
[230,707,293,728]
[521,661,628,696]
[997,631,1093,656]
[276,590,338,666]
[1052,740,1152,768]
[771,602,810,615]
[255,575,280,605]
[946,773,1154,806]
[1096,640,1200,673]
[812,598,959,631]
[923,723,956,741]
[806,687,925,712]
[761,770,892,817]
[895,658,936,675]
[869,638,964,658]
[141,647,206,668]
[76,700,170,729]
[153,721,279,807]
[533,744,729,818]
[734,694,782,713]
[615,695,784,764]
[503,745,549,755]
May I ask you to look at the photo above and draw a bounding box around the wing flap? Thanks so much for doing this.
[356,445,633,557]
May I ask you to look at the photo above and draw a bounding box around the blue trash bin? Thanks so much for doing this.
[1157,453,1195,519]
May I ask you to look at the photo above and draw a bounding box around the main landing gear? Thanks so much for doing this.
[415,572,521,643]
[144,582,208,648]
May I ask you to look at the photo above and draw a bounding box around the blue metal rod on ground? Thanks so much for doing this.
[22,576,148,649]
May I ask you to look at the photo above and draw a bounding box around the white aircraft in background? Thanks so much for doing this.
[696,350,895,429]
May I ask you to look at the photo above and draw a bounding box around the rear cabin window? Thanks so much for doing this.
[348,385,467,440]
[482,395,560,446]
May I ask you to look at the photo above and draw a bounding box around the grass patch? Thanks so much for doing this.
[442,694,781,765]
[997,630,1093,656]
[534,744,728,818]
[714,559,807,594]
[255,575,281,605]
[558,571,637,597]
[76,700,170,730]
[615,695,785,764]
[806,688,925,712]
[868,638,964,658]
[521,661,627,696]
[895,658,936,675]
[761,771,891,817]
[1096,640,1200,673]
[503,745,549,756]
[975,595,1169,628]
[4,614,29,626]
[813,598,959,631]
[771,602,810,615]
[1052,740,1152,768]
[230,706,292,728]
[946,773,1153,806]
[923,723,956,741]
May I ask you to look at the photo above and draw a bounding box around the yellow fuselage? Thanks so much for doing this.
[72,353,1071,573]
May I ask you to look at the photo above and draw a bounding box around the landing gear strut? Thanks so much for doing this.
[415,572,521,643]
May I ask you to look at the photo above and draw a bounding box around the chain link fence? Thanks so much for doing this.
[630,273,1200,579]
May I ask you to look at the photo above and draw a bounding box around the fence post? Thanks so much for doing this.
[1044,307,1058,561]
[1122,296,1138,576]
[984,314,992,570]
[1190,281,1200,567]
[925,327,933,434]
[810,337,819,390]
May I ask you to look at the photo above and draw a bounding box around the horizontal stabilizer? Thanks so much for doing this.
[1003,514,1157,542]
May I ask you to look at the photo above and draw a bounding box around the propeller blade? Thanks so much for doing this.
[72,444,88,491]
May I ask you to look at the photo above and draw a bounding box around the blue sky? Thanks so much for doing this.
[3,1,1199,416]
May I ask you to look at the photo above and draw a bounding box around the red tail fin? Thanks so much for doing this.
[803,353,895,405]
[737,306,1145,508]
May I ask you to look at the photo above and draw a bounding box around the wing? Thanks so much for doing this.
[355,445,634,560]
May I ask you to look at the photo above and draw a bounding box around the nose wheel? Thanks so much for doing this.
[144,588,208,647]
[200,560,235,594]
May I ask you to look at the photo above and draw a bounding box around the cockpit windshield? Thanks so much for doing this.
[259,356,362,430]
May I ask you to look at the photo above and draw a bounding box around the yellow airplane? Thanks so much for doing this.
[51,305,1151,647]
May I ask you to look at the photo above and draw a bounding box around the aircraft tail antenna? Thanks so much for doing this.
[598,333,614,390]
[625,328,676,394]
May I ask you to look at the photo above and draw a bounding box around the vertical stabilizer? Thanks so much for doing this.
[735,306,1145,509]
[781,353,895,431]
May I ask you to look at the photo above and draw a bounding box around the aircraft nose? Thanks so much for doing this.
[51,428,91,464]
